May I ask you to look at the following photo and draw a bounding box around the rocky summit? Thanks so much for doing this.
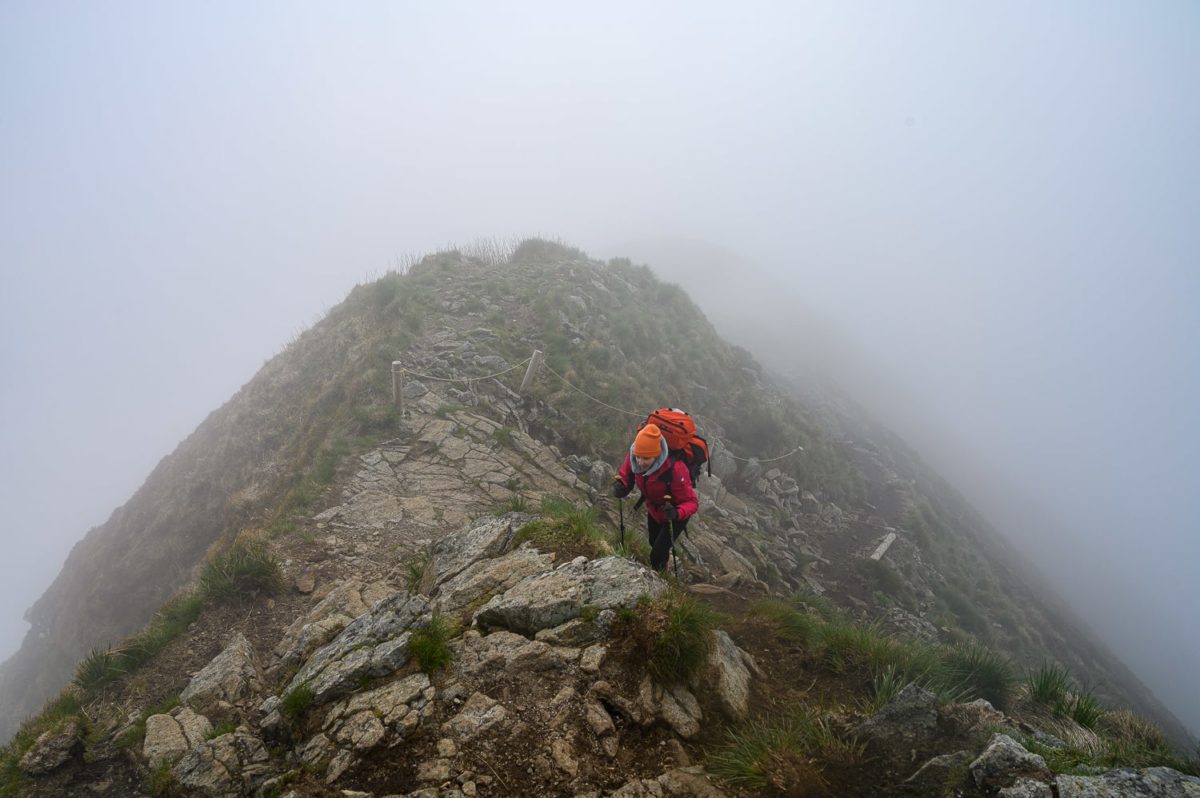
[1,240,1196,796]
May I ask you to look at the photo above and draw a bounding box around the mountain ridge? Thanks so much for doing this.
[1,239,1194,796]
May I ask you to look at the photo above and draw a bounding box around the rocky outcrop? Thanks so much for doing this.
[181,632,263,711]
[854,683,939,746]
[1057,767,1200,797]
[969,734,1053,792]
[17,720,79,776]
[473,555,667,635]
[268,578,394,678]
[282,591,430,705]
[143,707,212,766]
[172,729,272,797]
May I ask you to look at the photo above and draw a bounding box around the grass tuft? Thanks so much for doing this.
[515,498,610,560]
[74,647,123,692]
[404,549,430,593]
[1064,688,1106,729]
[941,641,1015,709]
[198,540,281,601]
[749,598,821,644]
[409,616,456,673]
[1026,662,1071,706]
[281,684,315,726]
[645,590,721,684]
[708,705,864,791]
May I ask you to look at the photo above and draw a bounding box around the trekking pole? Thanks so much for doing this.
[665,494,680,579]
[618,498,625,551]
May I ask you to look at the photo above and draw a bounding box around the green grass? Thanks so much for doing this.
[492,426,515,447]
[1026,662,1072,706]
[409,616,456,673]
[205,722,238,740]
[1064,688,1106,729]
[198,540,281,601]
[748,598,821,644]
[646,590,721,684]
[497,494,530,513]
[752,594,1014,708]
[707,705,864,791]
[941,641,1015,709]
[515,498,610,559]
[0,692,84,795]
[147,760,178,797]
[281,684,315,725]
[403,549,430,593]
[74,647,123,692]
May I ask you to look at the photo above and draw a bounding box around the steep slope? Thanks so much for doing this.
[0,239,1192,773]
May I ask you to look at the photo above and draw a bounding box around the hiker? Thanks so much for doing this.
[612,423,698,572]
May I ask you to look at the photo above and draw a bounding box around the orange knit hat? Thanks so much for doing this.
[633,424,664,458]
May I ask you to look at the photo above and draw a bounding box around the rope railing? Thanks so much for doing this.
[396,346,804,464]
[402,357,532,384]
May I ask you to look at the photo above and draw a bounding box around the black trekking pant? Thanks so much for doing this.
[647,516,687,571]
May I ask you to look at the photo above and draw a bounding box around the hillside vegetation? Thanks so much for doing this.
[0,239,1195,797]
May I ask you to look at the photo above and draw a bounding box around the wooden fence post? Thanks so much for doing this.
[392,361,405,418]
[519,349,543,395]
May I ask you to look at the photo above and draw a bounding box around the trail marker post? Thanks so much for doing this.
[392,361,405,419]
[519,349,543,395]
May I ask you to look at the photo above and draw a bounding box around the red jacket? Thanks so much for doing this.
[617,453,698,524]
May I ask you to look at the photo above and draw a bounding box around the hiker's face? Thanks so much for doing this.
[634,454,655,469]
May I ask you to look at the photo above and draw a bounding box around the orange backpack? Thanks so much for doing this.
[642,408,710,487]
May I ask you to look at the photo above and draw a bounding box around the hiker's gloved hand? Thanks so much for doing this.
[663,505,678,522]
[612,480,631,498]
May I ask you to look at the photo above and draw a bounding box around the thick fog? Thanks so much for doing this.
[2,3,1196,734]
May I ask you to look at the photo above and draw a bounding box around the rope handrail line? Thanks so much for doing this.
[720,444,805,463]
[401,348,804,463]
[541,362,804,462]
[539,362,646,418]
[403,357,532,384]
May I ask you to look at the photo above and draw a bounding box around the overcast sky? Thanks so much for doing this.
[2,2,1196,734]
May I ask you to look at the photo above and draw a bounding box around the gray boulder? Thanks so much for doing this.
[418,514,525,595]
[451,629,578,677]
[172,729,272,797]
[904,750,973,794]
[181,632,263,709]
[269,578,393,677]
[1057,767,1200,797]
[474,555,666,635]
[854,683,939,745]
[1000,778,1055,798]
[970,734,1052,792]
[442,692,508,739]
[703,630,755,721]
[143,707,212,766]
[284,590,430,705]
[432,546,554,617]
[18,719,79,775]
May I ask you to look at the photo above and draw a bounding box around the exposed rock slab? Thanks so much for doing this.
[969,734,1052,791]
[269,578,393,677]
[474,555,666,635]
[419,514,526,595]
[181,632,263,709]
[1057,767,1200,797]
[18,719,79,775]
[285,590,430,705]
[143,707,212,766]
[442,691,508,739]
[432,545,554,617]
[854,683,938,745]
[172,729,272,797]
[704,630,755,721]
